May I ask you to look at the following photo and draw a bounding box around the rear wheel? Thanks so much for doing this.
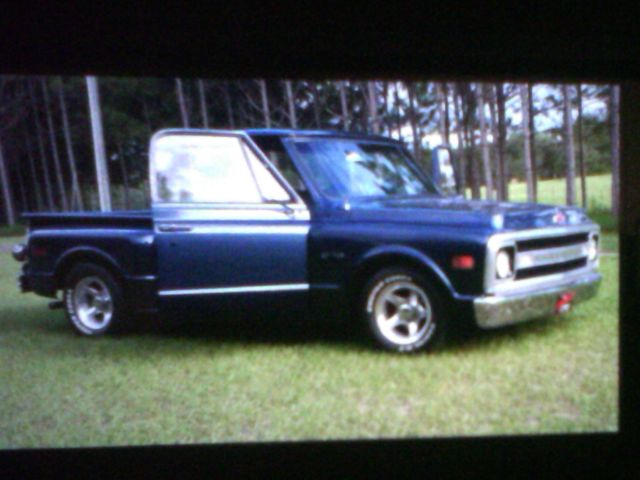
[63,263,127,336]
[361,267,447,352]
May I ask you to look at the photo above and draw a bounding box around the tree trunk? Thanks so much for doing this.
[488,86,500,200]
[23,124,43,210]
[16,160,28,213]
[576,83,587,208]
[41,79,69,211]
[528,83,538,200]
[141,97,153,135]
[610,84,620,217]
[367,81,380,134]
[477,84,494,200]
[562,84,577,206]
[117,142,130,210]
[57,78,83,210]
[453,85,467,197]
[496,83,508,201]
[382,82,389,135]
[197,79,209,128]
[436,83,447,145]
[520,84,535,203]
[360,83,369,132]
[394,82,403,140]
[443,83,450,146]
[86,76,112,212]
[285,80,297,128]
[465,86,480,200]
[339,81,350,130]
[465,120,480,200]
[175,78,190,128]
[258,80,271,128]
[0,139,16,225]
[407,82,422,167]
[310,83,321,128]
[223,81,235,128]
[29,80,55,210]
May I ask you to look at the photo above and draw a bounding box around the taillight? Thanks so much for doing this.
[31,246,47,257]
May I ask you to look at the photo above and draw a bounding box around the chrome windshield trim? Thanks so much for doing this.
[484,224,600,294]
[159,283,310,297]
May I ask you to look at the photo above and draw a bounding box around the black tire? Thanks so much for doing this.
[360,267,447,353]
[62,263,127,336]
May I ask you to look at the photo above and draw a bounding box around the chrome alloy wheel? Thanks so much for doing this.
[71,276,114,331]
[371,280,434,346]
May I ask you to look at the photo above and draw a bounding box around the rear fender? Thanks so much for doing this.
[54,246,124,288]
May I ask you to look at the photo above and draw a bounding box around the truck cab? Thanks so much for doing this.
[13,128,602,352]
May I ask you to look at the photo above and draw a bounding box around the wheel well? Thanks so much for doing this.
[55,252,124,289]
[348,254,452,306]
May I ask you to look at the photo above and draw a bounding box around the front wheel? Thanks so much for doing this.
[63,263,127,336]
[361,268,447,353]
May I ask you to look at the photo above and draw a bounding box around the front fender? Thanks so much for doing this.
[353,244,461,299]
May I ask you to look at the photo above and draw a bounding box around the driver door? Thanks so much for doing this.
[150,131,310,310]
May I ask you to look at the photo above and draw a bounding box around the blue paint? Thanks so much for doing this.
[17,129,598,318]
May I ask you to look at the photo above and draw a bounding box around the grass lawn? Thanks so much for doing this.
[0,233,619,448]
[506,173,612,211]
[468,173,612,208]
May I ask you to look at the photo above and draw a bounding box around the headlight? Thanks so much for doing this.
[495,248,514,279]
[588,234,599,261]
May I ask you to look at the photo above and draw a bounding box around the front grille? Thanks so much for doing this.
[516,233,589,252]
[512,232,592,281]
[515,258,588,280]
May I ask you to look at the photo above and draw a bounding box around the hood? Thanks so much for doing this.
[346,195,591,231]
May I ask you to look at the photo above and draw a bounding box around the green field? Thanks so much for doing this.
[0,233,619,447]
[463,173,616,231]
[468,173,612,209]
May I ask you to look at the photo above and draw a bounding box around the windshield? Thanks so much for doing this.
[287,139,440,199]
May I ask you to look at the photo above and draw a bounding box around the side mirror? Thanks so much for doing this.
[431,146,457,196]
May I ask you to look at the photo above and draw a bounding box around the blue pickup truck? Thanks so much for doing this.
[11,129,602,352]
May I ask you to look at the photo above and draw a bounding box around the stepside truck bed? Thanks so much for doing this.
[19,210,157,313]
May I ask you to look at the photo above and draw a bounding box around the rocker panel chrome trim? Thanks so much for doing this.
[158,283,310,297]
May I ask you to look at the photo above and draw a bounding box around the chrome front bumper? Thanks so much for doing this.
[473,271,602,329]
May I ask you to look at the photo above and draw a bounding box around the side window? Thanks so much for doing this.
[251,137,307,193]
[242,143,291,202]
[151,134,290,204]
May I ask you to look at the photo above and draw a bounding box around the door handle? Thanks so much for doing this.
[158,224,193,233]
